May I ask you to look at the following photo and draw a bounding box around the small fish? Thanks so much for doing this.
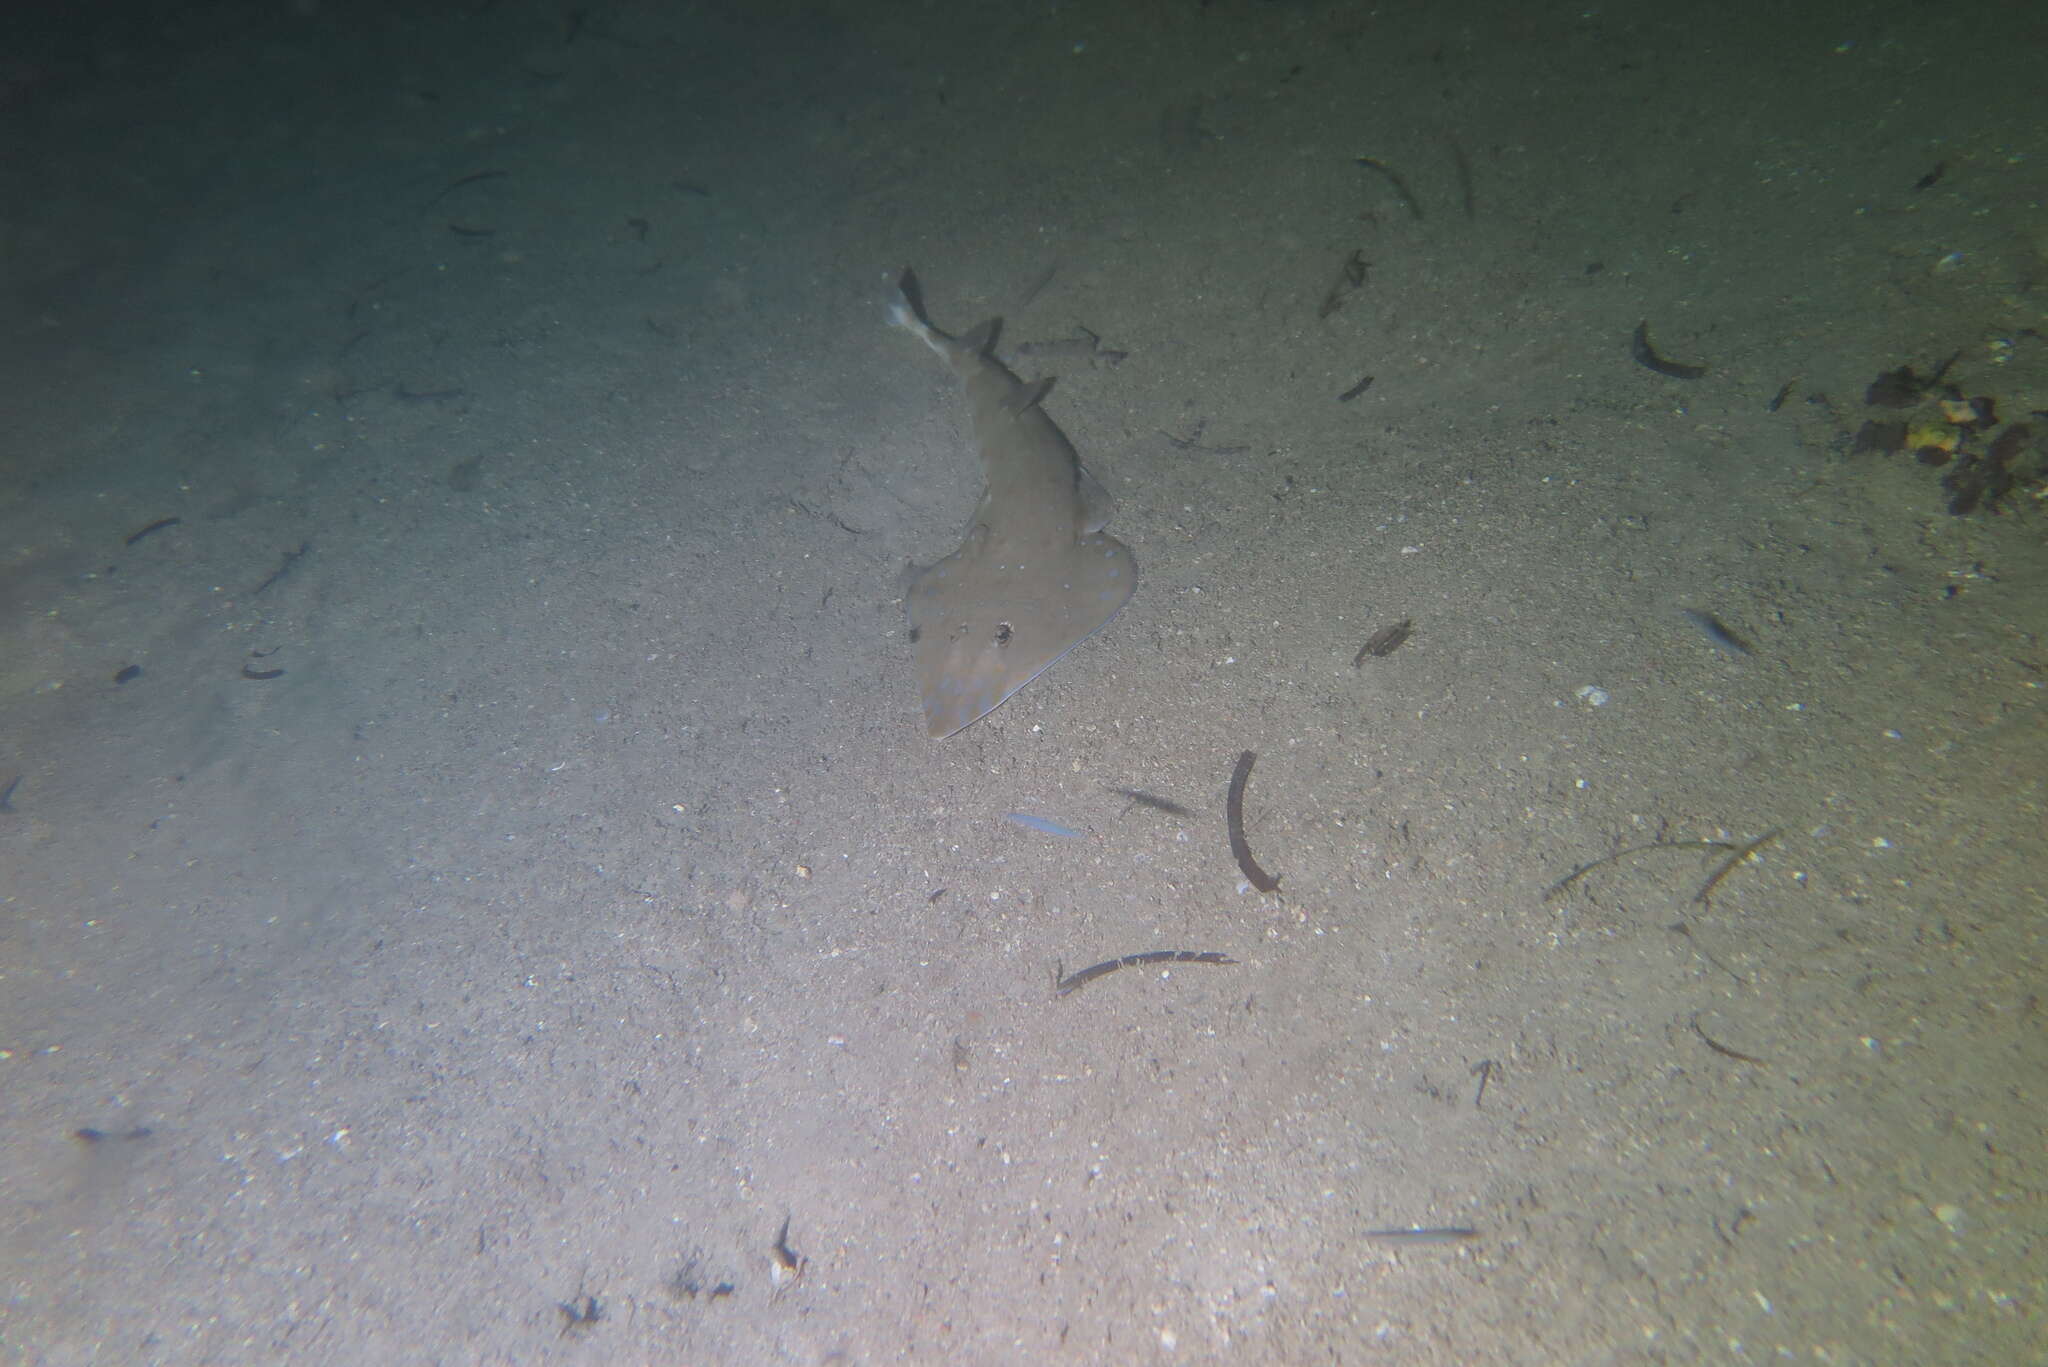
[1363,1226,1478,1245]
[1005,811,1084,839]
[1681,608,1751,655]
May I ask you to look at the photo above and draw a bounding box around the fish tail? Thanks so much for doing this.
[888,267,949,358]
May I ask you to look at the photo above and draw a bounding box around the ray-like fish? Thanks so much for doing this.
[889,269,1137,738]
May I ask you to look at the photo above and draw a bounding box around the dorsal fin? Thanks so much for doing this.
[1004,376,1057,414]
[959,318,1002,356]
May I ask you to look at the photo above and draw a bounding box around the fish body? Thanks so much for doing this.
[890,269,1136,738]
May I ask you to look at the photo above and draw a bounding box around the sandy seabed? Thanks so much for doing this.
[3,2,2044,1363]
